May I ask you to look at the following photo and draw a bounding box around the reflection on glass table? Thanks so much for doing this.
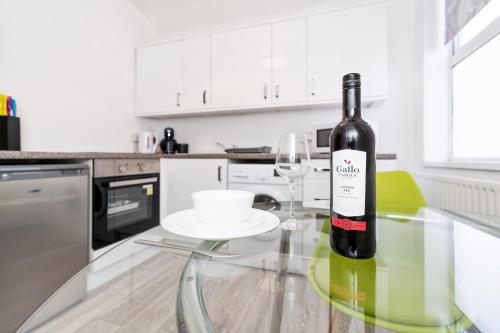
[18,207,500,333]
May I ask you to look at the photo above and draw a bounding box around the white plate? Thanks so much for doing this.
[161,208,280,240]
[176,209,264,231]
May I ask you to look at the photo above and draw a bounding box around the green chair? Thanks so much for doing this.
[320,170,426,232]
[307,232,472,333]
[376,170,426,215]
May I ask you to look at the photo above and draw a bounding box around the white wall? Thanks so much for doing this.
[154,0,418,170]
[419,0,451,164]
[0,0,158,152]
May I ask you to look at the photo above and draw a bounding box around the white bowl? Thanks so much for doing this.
[191,190,255,225]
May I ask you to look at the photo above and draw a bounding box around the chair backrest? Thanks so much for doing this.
[376,171,426,213]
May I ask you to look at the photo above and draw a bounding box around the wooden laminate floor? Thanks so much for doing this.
[31,252,389,333]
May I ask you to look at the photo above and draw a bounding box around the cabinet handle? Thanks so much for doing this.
[314,167,330,172]
[176,92,181,107]
[263,84,268,100]
[217,166,222,182]
[311,78,316,96]
[203,90,207,105]
[313,198,329,201]
[275,83,279,99]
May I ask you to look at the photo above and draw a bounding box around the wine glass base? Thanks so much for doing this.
[279,218,308,230]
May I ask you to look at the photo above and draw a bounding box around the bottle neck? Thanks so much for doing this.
[342,86,361,120]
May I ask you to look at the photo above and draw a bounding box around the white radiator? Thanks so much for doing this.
[415,172,500,216]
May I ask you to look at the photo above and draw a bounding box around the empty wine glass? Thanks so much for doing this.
[275,132,311,230]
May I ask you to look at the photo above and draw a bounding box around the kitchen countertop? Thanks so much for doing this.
[0,150,396,160]
[0,150,161,160]
[165,153,397,160]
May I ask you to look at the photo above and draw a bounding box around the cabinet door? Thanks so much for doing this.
[211,25,272,108]
[165,159,227,214]
[302,159,330,205]
[272,18,307,104]
[136,41,184,115]
[302,158,397,209]
[307,3,388,101]
[184,36,210,110]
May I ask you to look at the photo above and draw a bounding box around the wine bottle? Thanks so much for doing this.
[330,73,376,259]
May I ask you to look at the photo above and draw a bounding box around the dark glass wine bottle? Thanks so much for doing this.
[330,73,376,259]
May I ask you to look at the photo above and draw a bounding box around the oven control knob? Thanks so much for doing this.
[118,164,128,173]
[137,162,145,172]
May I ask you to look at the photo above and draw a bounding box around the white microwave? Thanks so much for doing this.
[311,124,334,153]
[311,121,379,153]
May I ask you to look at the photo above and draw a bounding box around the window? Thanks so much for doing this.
[451,0,500,160]
[458,0,500,47]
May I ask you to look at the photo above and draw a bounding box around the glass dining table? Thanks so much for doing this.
[18,206,500,333]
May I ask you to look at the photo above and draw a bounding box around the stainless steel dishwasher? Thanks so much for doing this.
[0,163,89,333]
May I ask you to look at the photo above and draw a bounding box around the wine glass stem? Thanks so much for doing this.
[289,182,295,221]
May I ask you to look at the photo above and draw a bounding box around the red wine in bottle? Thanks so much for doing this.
[330,73,376,259]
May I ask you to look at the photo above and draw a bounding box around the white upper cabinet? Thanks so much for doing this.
[211,25,272,108]
[307,3,388,101]
[136,41,184,115]
[272,18,307,104]
[135,2,389,117]
[184,36,211,110]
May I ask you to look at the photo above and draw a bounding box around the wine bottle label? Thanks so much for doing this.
[332,218,366,231]
[331,149,366,217]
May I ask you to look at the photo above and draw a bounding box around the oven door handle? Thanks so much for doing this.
[94,183,108,219]
[109,177,158,188]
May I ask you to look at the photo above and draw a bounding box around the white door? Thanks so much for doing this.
[184,36,210,110]
[136,41,184,115]
[307,3,388,102]
[211,25,272,108]
[164,159,227,214]
[272,18,307,104]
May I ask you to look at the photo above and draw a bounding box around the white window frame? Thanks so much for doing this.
[449,15,500,165]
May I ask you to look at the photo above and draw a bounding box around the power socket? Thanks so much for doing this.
[130,133,138,143]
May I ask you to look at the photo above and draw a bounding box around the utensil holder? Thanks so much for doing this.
[0,116,20,150]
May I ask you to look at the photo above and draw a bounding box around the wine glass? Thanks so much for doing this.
[275,132,311,230]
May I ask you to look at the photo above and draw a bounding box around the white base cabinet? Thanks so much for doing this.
[159,157,395,217]
[161,159,228,216]
[302,158,396,208]
[303,159,331,205]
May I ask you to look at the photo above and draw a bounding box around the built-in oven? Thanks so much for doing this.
[92,159,160,250]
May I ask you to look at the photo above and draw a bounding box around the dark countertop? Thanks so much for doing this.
[0,151,397,160]
[166,153,397,160]
[0,151,160,160]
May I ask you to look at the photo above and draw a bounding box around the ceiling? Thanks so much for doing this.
[128,0,341,36]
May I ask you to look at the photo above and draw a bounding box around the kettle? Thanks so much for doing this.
[138,132,158,153]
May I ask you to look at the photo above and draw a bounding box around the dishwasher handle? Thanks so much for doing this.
[0,164,88,181]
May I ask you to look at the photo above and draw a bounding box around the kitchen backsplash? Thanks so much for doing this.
[154,105,392,155]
